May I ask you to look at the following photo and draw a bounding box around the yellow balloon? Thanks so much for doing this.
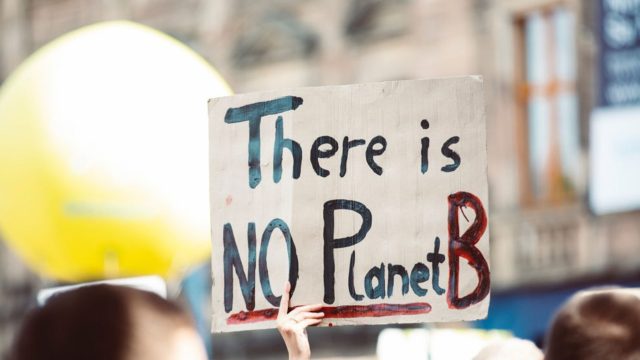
[0,21,231,282]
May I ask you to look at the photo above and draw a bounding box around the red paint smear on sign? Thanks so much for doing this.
[227,302,432,325]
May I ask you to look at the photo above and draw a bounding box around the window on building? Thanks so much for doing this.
[514,6,580,206]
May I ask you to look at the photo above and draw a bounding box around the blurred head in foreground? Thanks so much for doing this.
[545,289,640,360]
[474,338,543,360]
[11,284,207,360]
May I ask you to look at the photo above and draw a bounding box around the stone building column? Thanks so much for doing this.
[1,0,31,79]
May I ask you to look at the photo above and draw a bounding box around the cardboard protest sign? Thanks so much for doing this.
[209,77,490,332]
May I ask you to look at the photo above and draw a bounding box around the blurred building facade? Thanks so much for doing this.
[2,0,640,357]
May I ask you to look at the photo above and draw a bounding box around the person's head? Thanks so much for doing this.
[12,284,207,360]
[545,290,640,360]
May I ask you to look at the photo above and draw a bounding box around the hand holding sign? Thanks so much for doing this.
[209,77,490,332]
[277,281,324,360]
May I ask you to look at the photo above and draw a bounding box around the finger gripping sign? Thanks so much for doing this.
[209,77,490,332]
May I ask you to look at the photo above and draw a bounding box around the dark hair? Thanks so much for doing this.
[545,291,640,360]
[11,284,191,360]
